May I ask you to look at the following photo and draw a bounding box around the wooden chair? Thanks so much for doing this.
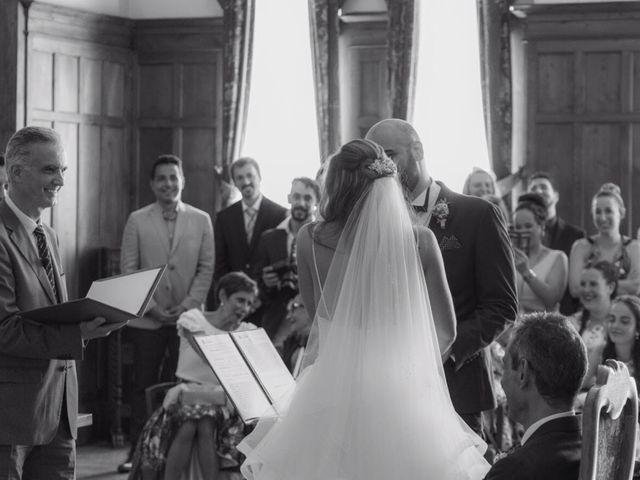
[580,359,638,480]
[144,381,177,417]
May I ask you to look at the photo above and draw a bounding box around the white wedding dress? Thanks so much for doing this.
[238,176,490,480]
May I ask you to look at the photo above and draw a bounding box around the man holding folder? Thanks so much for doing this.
[0,127,120,479]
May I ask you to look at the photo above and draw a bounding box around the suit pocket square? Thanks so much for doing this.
[439,235,462,251]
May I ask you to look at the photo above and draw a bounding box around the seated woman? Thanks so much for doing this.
[512,193,568,313]
[569,183,640,297]
[568,260,618,389]
[129,272,258,480]
[280,294,312,377]
[603,294,640,385]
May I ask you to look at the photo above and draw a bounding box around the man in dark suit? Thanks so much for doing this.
[211,157,287,316]
[256,177,320,341]
[485,311,587,480]
[0,127,121,479]
[527,171,585,315]
[366,119,517,436]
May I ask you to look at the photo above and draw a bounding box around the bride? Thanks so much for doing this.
[239,139,490,479]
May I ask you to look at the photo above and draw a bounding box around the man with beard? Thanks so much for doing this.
[366,119,517,438]
[211,157,287,318]
[255,177,320,341]
[118,154,214,472]
[527,172,585,315]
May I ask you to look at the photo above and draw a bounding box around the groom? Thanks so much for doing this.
[366,119,517,436]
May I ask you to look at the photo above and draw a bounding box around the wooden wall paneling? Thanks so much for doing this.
[181,128,216,210]
[513,4,640,234]
[137,127,174,207]
[52,121,79,299]
[182,63,217,119]
[54,53,79,113]
[631,124,640,235]
[139,64,174,119]
[103,61,126,118]
[77,124,101,296]
[31,50,54,112]
[80,57,102,115]
[0,1,20,148]
[100,127,128,247]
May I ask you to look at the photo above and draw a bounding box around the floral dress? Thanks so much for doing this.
[128,312,256,479]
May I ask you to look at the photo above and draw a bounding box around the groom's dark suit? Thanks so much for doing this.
[426,182,517,416]
[484,415,582,480]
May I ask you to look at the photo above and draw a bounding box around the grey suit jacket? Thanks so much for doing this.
[120,201,214,329]
[0,201,83,445]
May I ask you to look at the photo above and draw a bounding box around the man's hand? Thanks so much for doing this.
[80,317,127,341]
[262,266,280,289]
[163,305,187,324]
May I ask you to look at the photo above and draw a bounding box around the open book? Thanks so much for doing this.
[193,328,296,424]
[23,265,166,325]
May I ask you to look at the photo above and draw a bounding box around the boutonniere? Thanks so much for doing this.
[432,198,450,229]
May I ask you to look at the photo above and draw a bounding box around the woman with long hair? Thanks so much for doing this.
[569,183,640,297]
[239,139,489,479]
[568,260,618,389]
[603,294,640,387]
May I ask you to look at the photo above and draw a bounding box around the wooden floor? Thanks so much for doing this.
[77,442,129,480]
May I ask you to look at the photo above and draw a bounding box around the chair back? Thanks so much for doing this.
[144,381,177,417]
[579,360,638,480]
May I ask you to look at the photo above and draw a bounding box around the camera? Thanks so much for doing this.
[508,227,531,256]
[269,259,298,295]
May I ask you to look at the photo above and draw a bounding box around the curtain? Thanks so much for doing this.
[308,0,342,163]
[385,0,419,121]
[221,0,255,181]
[477,0,512,180]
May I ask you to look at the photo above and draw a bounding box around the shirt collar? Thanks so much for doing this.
[521,410,575,445]
[5,193,39,235]
[242,194,263,213]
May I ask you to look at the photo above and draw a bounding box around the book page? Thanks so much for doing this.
[86,267,162,315]
[194,334,275,422]
[231,329,296,407]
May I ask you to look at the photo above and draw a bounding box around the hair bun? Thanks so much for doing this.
[517,192,547,211]
[599,182,621,196]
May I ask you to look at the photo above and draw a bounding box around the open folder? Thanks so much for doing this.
[192,328,296,424]
[22,265,166,325]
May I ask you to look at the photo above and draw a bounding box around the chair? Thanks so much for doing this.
[144,381,177,417]
[580,359,638,480]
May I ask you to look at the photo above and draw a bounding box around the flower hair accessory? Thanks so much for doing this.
[367,155,397,178]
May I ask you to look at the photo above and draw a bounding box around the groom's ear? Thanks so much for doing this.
[410,141,424,164]
[519,358,534,388]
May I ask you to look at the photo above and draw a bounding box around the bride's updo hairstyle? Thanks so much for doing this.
[320,139,394,225]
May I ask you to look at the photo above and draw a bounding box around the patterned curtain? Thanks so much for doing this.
[385,0,419,121]
[477,0,512,180]
[308,0,342,163]
[221,0,255,181]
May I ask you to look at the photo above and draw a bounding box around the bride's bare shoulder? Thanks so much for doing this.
[412,225,438,249]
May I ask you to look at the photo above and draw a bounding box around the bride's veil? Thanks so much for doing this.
[240,143,489,480]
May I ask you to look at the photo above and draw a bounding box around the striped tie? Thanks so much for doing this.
[245,207,257,243]
[33,225,58,300]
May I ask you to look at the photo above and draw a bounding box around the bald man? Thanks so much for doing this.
[366,119,517,436]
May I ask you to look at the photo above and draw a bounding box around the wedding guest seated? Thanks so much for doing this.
[603,294,640,389]
[568,260,618,390]
[281,294,312,376]
[512,193,568,313]
[129,272,258,480]
[484,312,587,480]
[569,183,640,297]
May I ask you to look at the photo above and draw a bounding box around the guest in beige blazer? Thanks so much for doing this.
[119,154,214,471]
[0,127,120,479]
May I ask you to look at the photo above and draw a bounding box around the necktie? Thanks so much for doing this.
[33,225,58,300]
[245,207,257,243]
[413,186,431,213]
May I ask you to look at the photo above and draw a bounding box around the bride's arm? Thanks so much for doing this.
[416,226,456,360]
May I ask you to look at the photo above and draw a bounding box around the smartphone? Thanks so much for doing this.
[508,227,531,256]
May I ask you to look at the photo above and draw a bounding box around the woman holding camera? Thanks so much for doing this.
[513,193,568,313]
